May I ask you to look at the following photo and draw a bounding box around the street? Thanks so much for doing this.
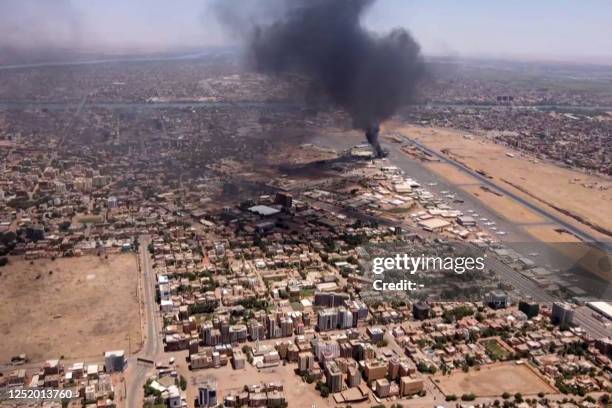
[126,235,163,408]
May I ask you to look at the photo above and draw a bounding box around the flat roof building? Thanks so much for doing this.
[418,217,451,232]
[248,205,280,216]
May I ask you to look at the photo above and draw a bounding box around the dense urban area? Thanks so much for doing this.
[0,54,611,408]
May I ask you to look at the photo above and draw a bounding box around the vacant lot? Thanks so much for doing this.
[436,362,556,397]
[185,361,336,408]
[481,339,510,361]
[0,255,141,363]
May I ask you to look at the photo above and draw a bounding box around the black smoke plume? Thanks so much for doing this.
[365,124,383,158]
[222,0,425,157]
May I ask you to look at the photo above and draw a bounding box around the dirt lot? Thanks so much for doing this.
[524,225,581,243]
[436,362,556,397]
[0,255,141,363]
[389,123,612,240]
[185,362,335,408]
[462,184,546,224]
[425,162,482,185]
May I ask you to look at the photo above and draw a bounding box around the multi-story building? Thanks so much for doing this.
[364,359,388,382]
[400,377,424,396]
[519,300,540,319]
[298,352,315,373]
[198,380,217,407]
[412,302,430,320]
[337,307,353,329]
[552,302,575,326]
[317,308,338,331]
[346,366,361,388]
[325,361,343,393]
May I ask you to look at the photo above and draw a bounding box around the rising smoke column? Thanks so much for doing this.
[246,0,425,157]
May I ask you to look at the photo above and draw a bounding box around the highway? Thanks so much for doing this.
[484,255,556,303]
[126,235,162,408]
[573,306,612,339]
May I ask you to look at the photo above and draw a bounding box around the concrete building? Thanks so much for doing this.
[158,282,171,301]
[347,366,361,388]
[347,299,369,322]
[400,377,424,396]
[387,357,400,380]
[313,340,340,361]
[198,380,217,407]
[418,217,450,232]
[457,215,476,226]
[248,320,266,341]
[374,378,390,398]
[229,324,248,343]
[166,385,182,408]
[337,307,354,329]
[298,352,315,374]
[367,326,384,343]
[552,302,575,326]
[317,308,338,331]
[314,291,350,307]
[325,361,343,393]
[364,359,387,382]
[232,349,245,369]
[519,300,540,318]
[104,350,126,373]
[412,302,430,320]
[487,290,509,309]
[274,192,293,208]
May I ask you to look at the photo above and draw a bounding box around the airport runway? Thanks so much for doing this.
[403,138,612,253]
[311,132,612,338]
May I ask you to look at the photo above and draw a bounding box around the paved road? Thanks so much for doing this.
[573,306,612,339]
[484,256,555,303]
[126,235,162,408]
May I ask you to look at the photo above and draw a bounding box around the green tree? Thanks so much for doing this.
[461,393,476,401]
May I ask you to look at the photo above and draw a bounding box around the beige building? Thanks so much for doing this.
[364,359,387,382]
[400,376,424,396]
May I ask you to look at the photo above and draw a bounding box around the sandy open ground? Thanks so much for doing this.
[185,362,336,408]
[524,225,581,243]
[462,184,546,224]
[424,162,482,186]
[436,362,556,397]
[0,255,141,363]
[389,123,612,241]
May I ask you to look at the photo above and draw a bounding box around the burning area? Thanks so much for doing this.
[215,0,426,157]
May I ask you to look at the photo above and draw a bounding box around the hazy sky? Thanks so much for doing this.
[1,0,611,63]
